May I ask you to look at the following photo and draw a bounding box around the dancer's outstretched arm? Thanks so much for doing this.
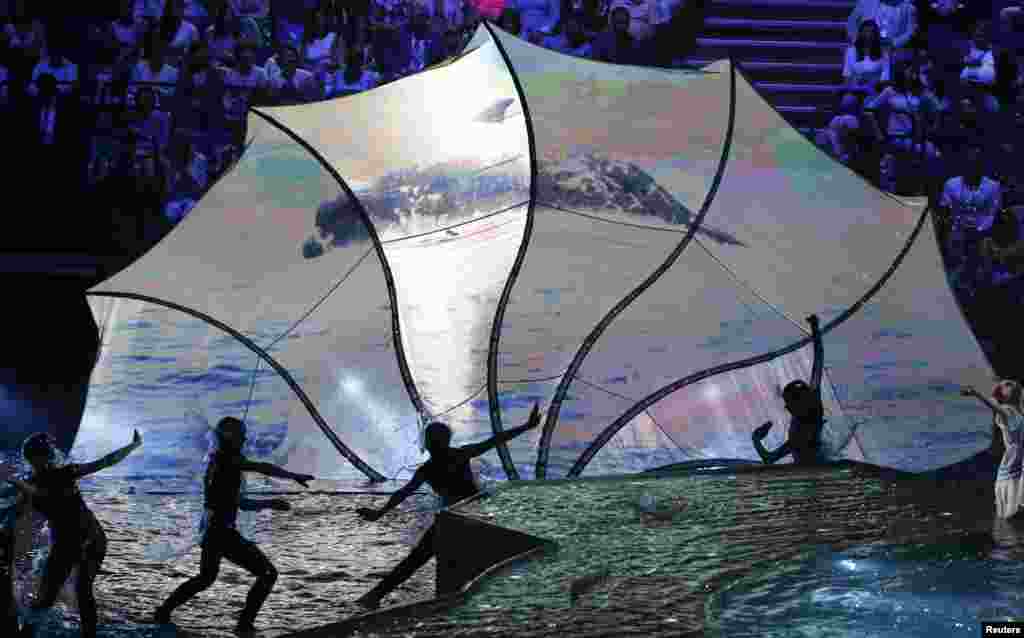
[961,386,1012,420]
[238,459,315,487]
[74,429,143,478]
[752,421,791,465]
[461,403,542,458]
[357,469,427,522]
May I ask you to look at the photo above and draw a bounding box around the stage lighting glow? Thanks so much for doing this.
[342,377,363,396]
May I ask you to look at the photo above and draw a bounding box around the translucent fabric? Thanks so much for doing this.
[82,23,994,483]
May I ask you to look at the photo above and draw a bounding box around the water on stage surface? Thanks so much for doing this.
[9,467,1024,637]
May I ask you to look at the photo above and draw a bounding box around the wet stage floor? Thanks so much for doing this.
[12,463,1024,637]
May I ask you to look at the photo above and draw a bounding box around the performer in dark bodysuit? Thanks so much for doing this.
[155,417,315,636]
[752,314,828,465]
[3,430,142,638]
[354,403,542,610]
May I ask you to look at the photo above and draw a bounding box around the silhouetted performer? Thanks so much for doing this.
[3,430,142,638]
[354,403,542,610]
[752,315,827,465]
[154,417,315,636]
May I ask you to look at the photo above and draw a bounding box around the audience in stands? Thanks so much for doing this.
[543,11,593,56]
[817,90,866,169]
[593,6,644,64]
[864,62,942,192]
[962,19,999,111]
[509,0,560,41]
[27,42,78,96]
[221,39,267,138]
[156,0,202,66]
[937,144,1004,294]
[104,0,145,69]
[301,4,342,74]
[2,3,46,101]
[132,31,180,98]
[205,3,243,66]
[266,43,316,101]
[844,19,891,94]
[608,0,654,44]
[2,0,1022,308]
[848,0,918,50]
[977,204,1024,367]
[126,85,171,158]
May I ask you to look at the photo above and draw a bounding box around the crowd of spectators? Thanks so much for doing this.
[3,0,1023,366]
[0,0,708,253]
[814,0,1024,371]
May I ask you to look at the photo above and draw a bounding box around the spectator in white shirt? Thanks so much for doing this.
[132,33,180,97]
[156,0,201,66]
[844,19,891,94]
[938,144,1004,292]
[543,12,593,57]
[962,20,999,113]
[28,46,79,97]
[221,40,268,139]
[267,44,317,101]
[323,46,378,97]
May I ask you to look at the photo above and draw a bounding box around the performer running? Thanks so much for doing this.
[752,314,828,465]
[354,403,542,610]
[154,417,315,636]
[3,430,142,638]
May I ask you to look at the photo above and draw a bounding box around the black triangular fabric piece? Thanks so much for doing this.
[435,510,554,595]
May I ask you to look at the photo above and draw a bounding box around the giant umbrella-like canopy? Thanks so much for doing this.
[78,23,993,484]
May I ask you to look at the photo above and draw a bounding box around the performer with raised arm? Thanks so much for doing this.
[154,417,315,636]
[752,315,828,465]
[354,403,543,610]
[3,430,142,638]
[961,381,1023,520]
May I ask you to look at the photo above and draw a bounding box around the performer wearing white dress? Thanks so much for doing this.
[962,381,1024,520]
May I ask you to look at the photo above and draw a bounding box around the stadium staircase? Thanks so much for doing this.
[681,0,857,137]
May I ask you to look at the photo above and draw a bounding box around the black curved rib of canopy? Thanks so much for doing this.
[530,57,739,480]
[482,20,540,480]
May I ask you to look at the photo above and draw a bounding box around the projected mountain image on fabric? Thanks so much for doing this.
[77,23,993,486]
[302,153,743,259]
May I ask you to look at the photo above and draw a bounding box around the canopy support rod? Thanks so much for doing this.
[535,59,738,479]
[483,21,541,480]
